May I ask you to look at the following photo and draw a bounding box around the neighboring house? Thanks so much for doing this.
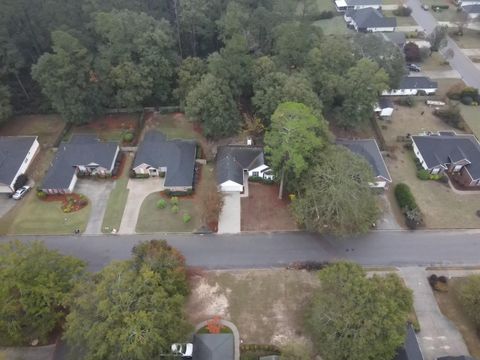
[216,145,273,192]
[394,324,424,360]
[437,357,476,360]
[382,32,407,48]
[337,138,393,189]
[0,136,39,193]
[41,135,119,194]
[192,334,234,360]
[455,0,480,6]
[345,8,396,32]
[374,97,395,118]
[382,76,438,96]
[408,39,432,49]
[412,132,480,187]
[461,4,480,18]
[335,0,382,12]
[132,130,197,192]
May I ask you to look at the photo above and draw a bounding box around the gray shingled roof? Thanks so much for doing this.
[379,97,394,109]
[133,131,196,187]
[437,357,476,360]
[216,146,265,186]
[412,133,480,180]
[192,334,234,360]
[346,0,382,5]
[382,32,407,47]
[337,139,392,182]
[351,8,397,29]
[0,136,37,187]
[462,4,480,13]
[394,325,424,360]
[42,135,119,190]
[398,76,438,90]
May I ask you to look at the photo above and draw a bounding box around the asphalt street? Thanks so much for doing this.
[2,230,480,271]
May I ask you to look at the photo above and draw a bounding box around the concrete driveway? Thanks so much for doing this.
[76,179,115,235]
[118,177,164,234]
[218,192,241,234]
[400,267,470,360]
[423,69,461,79]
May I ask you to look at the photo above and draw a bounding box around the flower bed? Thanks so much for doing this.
[38,193,88,213]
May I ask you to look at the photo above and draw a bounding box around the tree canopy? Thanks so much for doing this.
[0,240,85,346]
[308,262,413,360]
[0,84,12,123]
[454,275,480,328]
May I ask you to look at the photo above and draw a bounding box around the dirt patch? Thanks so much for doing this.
[186,269,319,346]
[241,183,297,231]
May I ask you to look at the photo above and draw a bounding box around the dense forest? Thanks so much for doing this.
[0,0,405,137]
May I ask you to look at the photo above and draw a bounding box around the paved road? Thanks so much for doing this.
[3,230,480,271]
[408,0,480,88]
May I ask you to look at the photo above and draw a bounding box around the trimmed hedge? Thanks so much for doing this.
[249,176,274,185]
[395,183,417,211]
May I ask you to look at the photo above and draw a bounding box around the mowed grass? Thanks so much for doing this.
[450,29,480,49]
[459,104,480,139]
[314,16,352,35]
[383,11,417,26]
[0,193,91,235]
[101,154,133,233]
[421,0,462,22]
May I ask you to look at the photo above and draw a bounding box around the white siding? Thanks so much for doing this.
[248,164,269,177]
[382,88,437,96]
[67,173,78,193]
[219,180,243,192]
[9,138,39,190]
[412,140,429,170]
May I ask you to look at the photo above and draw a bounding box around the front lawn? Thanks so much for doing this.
[383,12,417,26]
[459,104,480,139]
[314,16,352,36]
[421,0,462,22]
[450,29,480,49]
[0,192,91,235]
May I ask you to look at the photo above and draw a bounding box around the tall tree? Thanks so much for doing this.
[264,102,331,196]
[308,262,413,360]
[292,146,379,235]
[428,25,448,52]
[455,274,480,328]
[174,57,207,106]
[32,31,101,124]
[0,84,12,123]
[64,240,190,360]
[0,240,85,346]
[185,74,241,139]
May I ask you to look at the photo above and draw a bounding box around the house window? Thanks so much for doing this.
[453,165,462,172]
[252,171,259,177]
[431,168,440,175]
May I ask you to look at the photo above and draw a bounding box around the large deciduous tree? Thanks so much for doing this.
[174,57,207,106]
[0,240,85,346]
[308,262,413,360]
[0,84,12,123]
[292,146,379,235]
[64,240,190,360]
[454,275,480,328]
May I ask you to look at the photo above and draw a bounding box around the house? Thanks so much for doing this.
[132,131,197,192]
[192,334,234,360]
[461,4,480,18]
[455,0,480,6]
[345,8,396,32]
[408,40,432,49]
[382,76,438,96]
[335,0,382,12]
[41,135,119,194]
[382,32,407,48]
[411,132,480,187]
[337,139,392,189]
[437,357,476,360]
[216,145,273,192]
[0,136,39,193]
[374,97,395,118]
[394,324,424,360]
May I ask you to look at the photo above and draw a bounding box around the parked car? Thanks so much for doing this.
[12,186,30,200]
[171,343,193,358]
[407,63,421,72]
[421,4,429,10]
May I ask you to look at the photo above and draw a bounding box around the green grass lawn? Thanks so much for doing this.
[101,154,133,233]
[0,193,91,235]
[317,0,335,12]
[459,104,480,138]
[383,12,418,26]
[421,0,462,22]
[135,193,201,233]
[450,29,480,49]
[314,16,352,35]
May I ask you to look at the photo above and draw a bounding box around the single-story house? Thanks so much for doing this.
[192,334,234,360]
[41,135,119,194]
[394,324,424,360]
[337,138,393,189]
[382,32,407,48]
[335,0,382,12]
[461,4,480,18]
[132,131,197,192]
[0,136,39,193]
[345,8,396,32]
[216,145,274,192]
[412,132,480,187]
[374,97,395,118]
[382,76,438,96]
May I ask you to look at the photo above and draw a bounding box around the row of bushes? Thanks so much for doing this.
[164,189,193,197]
[447,84,479,104]
[393,5,412,16]
[156,196,191,223]
[249,176,274,185]
[240,344,280,353]
[429,274,448,292]
[433,105,466,130]
[394,183,423,229]
[308,10,334,21]
[417,169,448,183]
[432,4,449,10]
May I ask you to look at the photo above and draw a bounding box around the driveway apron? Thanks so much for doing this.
[218,192,241,234]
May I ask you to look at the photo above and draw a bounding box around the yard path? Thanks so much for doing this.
[118,177,164,234]
[217,193,241,234]
[400,267,470,360]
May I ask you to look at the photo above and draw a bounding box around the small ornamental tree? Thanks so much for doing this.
[206,316,224,334]
[404,42,421,62]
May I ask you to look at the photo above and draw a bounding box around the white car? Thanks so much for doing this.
[12,186,30,200]
[171,343,193,358]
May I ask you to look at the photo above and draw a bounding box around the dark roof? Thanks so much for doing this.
[42,135,119,190]
[216,145,265,185]
[394,325,424,360]
[0,136,37,186]
[379,97,394,109]
[133,131,196,187]
[346,0,382,5]
[412,133,480,179]
[193,334,234,360]
[462,4,480,13]
[382,32,407,46]
[437,357,476,360]
[337,139,392,182]
[351,8,397,29]
[398,76,438,90]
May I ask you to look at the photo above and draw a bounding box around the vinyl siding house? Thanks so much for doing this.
[0,136,39,193]
[335,0,382,12]
[132,131,197,192]
[337,139,392,189]
[216,145,274,193]
[41,135,119,194]
[374,97,395,118]
[412,132,480,187]
[345,8,396,32]
[382,76,438,96]
[461,4,480,18]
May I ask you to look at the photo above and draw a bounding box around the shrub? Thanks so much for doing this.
[438,275,448,284]
[397,96,415,107]
[394,183,417,211]
[249,175,275,185]
[157,199,167,209]
[417,169,430,180]
[170,196,179,206]
[123,132,134,142]
[129,169,137,178]
[309,10,334,20]
[434,105,463,129]
[183,212,191,223]
[447,83,466,100]
[171,205,179,214]
[405,207,423,229]
[36,190,47,199]
[393,5,412,16]
[13,174,28,191]
[404,42,420,62]
[461,86,479,99]
[461,95,473,105]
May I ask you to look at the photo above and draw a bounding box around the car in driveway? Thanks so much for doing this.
[12,186,30,200]
[407,63,421,72]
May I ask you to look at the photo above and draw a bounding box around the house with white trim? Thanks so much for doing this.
[335,0,382,12]
[374,97,395,118]
[382,76,438,96]
[345,8,396,32]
